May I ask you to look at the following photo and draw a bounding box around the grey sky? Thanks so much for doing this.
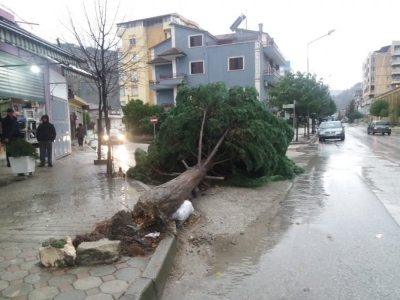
[1,0,400,90]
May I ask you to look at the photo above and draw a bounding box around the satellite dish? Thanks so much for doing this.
[229,14,246,31]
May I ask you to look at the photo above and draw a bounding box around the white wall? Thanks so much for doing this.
[49,67,71,158]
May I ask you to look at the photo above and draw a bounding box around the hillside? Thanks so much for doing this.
[332,83,362,111]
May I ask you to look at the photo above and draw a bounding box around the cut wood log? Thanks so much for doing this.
[132,162,212,226]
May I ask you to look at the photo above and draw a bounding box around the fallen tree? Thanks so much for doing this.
[130,82,303,226]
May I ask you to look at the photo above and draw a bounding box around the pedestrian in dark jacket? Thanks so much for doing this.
[1,108,21,167]
[36,115,56,167]
[75,123,86,147]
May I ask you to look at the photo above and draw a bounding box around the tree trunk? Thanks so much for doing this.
[97,90,103,160]
[132,161,212,226]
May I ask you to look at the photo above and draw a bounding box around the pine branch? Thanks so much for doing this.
[182,160,190,169]
[198,109,207,165]
[205,176,224,180]
[213,157,233,166]
[204,127,230,166]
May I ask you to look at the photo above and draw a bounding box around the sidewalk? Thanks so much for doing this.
[0,144,152,299]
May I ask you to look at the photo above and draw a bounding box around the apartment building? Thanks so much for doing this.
[148,21,286,107]
[116,14,199,106]
[353,89,363,114]
[362,41,400,112]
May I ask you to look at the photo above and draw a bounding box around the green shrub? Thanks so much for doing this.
[8,138,39,159]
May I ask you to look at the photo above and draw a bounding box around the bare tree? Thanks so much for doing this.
[65,0,147,175]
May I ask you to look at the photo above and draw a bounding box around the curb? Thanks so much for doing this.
[121,181,178,300]
[122,228,177,300]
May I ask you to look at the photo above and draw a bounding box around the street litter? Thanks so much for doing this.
[144,232,160,238]
[376,234,384,239]
[171,200,194,221]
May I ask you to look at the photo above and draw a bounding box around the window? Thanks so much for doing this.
[371,67,375,72]
[371,76,375,82]
[189,35,203,47]
[129,38,136,45]
[372,57,375,63]
[146,18,163,27]
[119,71,124,81]
[131,87,138,95]
[120,88,125,96]
[190,61,204,74]
[131,71,138,82]
[131,53,140,62]
[228,57,244,71]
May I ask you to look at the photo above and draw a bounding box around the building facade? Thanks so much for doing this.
[362,41,400,112]
[353,89,363,114]
[0,9,90,158]
[116,14,199,106]
[148,23,286,107]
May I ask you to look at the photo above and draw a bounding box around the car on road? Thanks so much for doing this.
[101,128,125,144]
[367,121,391,135]
[318,121,345,142]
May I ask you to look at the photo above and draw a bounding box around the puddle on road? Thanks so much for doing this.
[200,155,328,298]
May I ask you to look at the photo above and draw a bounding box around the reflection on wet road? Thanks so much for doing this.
[163,125,400,300]
[99,141,149,170]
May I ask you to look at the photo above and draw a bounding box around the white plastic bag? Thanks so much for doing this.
[171,200,194,221]
[144,232,160,238]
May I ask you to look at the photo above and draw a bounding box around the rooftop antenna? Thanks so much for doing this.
[229,13,246,31]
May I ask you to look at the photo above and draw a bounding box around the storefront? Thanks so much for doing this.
[0,9,93,159]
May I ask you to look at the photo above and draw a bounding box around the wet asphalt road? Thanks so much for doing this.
[163,125,400,300]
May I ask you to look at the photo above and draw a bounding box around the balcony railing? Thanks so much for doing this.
[264,67,281,78]
[262,38,286,61]
[206,36,258,46]
[159,73,187,80]
[149,80,160,85]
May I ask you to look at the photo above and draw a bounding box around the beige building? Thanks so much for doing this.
[362,41,400,111]
[116,14,199,106]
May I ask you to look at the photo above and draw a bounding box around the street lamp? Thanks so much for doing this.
[307,29,335,74]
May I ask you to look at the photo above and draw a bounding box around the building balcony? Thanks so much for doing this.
[147,57,172,65]
[157,47,186,60]
[391,69,400,75]
[262,39,286,66]
[391,60,400,66]
[264,68,281,86]
[159,73,186,86]
[149,73,186,90]
[149,80,168,90]
[392,78,400,86]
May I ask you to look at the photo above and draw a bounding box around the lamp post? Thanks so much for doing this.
[306,30,335,139]
[307,30,335,74]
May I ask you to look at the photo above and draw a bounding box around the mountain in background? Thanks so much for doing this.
[332,83,362,111]
[330,90,344,97]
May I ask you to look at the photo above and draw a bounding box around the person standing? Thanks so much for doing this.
[75,123,86,147]
[1,108,21,167]
[36,115,56,167]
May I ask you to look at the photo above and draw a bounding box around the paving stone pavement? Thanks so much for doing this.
[0,144,151,299]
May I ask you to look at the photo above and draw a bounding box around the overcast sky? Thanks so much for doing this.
[1,0,400,91]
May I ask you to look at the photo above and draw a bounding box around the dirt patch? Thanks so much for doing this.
[73,210,166,256]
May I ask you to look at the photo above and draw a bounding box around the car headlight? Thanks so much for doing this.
[103,135,109,141]
[118,134,124,140]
